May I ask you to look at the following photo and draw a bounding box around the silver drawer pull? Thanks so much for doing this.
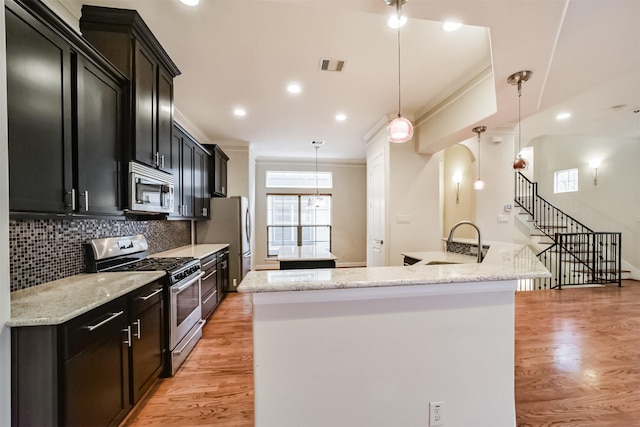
[133,319,141,339]
[136,288,163,301]
[202,270,217,281]
[201,259,216,269]
[83,311,124,332]
[202,290,217,305]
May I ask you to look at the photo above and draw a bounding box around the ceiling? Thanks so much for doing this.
[59,0,640,161]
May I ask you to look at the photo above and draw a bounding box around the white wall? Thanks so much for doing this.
[252,282,517,427]
[254,159,366,269]
[1,2,12,423]
[531,134,640,270]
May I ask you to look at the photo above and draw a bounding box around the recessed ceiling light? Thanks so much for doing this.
[287,83,301,94]
[442,21,463,32]
[387,14,407,29]
[556,112,571,120]
[233,108,246,117]
[179,0,199,6]
[335,113,347,121]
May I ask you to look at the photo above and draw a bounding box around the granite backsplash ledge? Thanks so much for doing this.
[9,218,192,292]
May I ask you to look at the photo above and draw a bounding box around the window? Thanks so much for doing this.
[267,194,331,256]
[554,168,579,193]
[266,171,332,189]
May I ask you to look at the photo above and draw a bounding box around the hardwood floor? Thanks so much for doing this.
[125,281,640,427]
[124,293,254,426]
[515,280,640,426]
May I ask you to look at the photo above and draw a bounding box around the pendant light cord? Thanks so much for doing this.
[396,1,402,118]
[477,133,481,179]
[517,81,522,153]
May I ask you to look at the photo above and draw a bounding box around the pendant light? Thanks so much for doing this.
[472,126,486,190]
[309,141,324,208]
[507,70,532,170]
[387,0,413,143]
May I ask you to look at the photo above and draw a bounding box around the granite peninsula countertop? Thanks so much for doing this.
[150,243,229,260]
[238,241,550,293]
[8,271,166,327]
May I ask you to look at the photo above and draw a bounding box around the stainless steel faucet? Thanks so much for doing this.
[446,221,483,263]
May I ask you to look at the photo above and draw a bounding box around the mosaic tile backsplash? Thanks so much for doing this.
[9,218,191,292]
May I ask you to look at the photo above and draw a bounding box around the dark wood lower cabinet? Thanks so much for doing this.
[11,279,165,427]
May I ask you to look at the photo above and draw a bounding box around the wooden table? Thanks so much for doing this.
[277,246,337,270]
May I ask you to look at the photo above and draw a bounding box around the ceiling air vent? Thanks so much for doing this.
[319,58,346,72]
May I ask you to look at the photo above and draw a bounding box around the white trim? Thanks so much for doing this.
[252,280,517,305]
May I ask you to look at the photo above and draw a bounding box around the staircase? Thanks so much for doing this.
[515,172,623,290]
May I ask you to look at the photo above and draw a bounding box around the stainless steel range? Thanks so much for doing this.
[86,235,204,376]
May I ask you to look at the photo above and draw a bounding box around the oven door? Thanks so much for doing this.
[169,271,204,350]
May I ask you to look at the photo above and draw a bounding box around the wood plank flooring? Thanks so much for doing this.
[123,293,254,426]
[515,280,640,426]
[124,281,640,427]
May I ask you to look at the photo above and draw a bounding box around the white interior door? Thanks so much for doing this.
[368,152,386,267]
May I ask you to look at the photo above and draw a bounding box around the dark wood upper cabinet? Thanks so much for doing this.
[80,6,181,173]
[173,124,210,219]
[6,4,73,213]
[75,56,124,216]
[205,144,229,198]
[6,0,126,217]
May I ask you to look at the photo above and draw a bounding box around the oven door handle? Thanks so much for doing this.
[171,271,205,293]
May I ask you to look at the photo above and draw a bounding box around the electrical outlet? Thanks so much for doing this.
[429,401,444,426]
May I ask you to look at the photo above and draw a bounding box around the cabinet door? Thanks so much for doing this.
[130,283,164,404]
[220,155,228,197]
[6,7,73,213]
[133,41,157,168]
[157,67,173,172]
[181,138,195,218]
[169,131,183,217]
[63,299,130,427]
[194,146,207,218]
[76,55,123,215]
[213,150,223,196]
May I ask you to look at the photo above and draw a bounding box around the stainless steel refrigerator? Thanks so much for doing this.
[196,196,252,291]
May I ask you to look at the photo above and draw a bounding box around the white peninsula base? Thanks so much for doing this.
[251,280,517,427]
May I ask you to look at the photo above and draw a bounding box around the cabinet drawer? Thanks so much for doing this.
[200,253,217,270]
[130,278,165,314]
[202,288,218,320]
[62,297,127,360]
[201,264,217,298]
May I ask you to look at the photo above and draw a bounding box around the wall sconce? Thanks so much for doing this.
[589,159,601,185]
[452,173,462,204]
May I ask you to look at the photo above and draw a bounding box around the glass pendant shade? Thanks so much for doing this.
[388,116,414,143]
[512,154,528,170]
[473,179,485,190]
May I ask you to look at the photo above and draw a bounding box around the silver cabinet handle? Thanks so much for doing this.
[202,290,217,305]
[133,318,141,340]
[154,152,160,167]
[83,310,123,332]
[201,258,216,269]
[122,325,132,347]
[68,188,76,210]
[136,288,162,301]
[161,154,165,168]
[202,269,217,281]
[81,190,89,211]
[202,207,208,217]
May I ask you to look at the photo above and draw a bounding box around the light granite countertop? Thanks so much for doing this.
[277,245,337,261]
[238,241,550,293]
[7,271,166,327]
[150,243,229,260]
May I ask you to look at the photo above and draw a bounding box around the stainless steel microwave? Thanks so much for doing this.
[129,162,174,214]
